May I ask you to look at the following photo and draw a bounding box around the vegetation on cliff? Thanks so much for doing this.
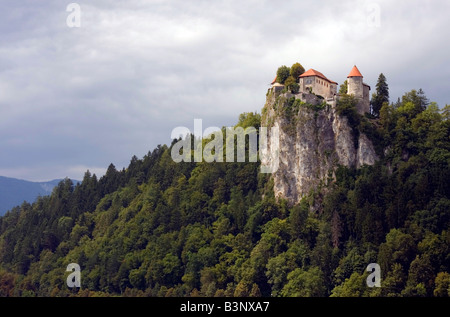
[0,88,449,297]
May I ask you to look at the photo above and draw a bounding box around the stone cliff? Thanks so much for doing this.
[261,91,378,205]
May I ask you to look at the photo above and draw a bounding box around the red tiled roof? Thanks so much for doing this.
[347,65,363,78]
[271,75,277,85]
[299,68,337,84]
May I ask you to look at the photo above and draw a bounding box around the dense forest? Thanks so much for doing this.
[0,86,449,297]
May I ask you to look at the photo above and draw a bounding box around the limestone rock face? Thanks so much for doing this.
[261,92,378,205]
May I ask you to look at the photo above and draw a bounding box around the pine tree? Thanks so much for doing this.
[371,73,389,117]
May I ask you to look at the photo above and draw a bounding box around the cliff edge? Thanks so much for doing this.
[261,90,378,205]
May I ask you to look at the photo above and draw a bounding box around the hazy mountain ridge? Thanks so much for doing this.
[0,176,66,216]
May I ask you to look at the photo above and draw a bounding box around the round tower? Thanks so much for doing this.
[347,65,363,99]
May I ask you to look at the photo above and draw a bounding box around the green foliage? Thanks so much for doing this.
[284,76,299,94]
[336,94,385,155]
[0,86,449,297]
[290,62,305,80]
[336,94,360,127]
[330,272,366,297]
[371,73,389,117]
[339,80,348,94]
[336,94,361,148]
[236,112,261,129]
[276,65,290,84]
[281,267,326,297]
[401,88,429,115]
[434,272,450,297]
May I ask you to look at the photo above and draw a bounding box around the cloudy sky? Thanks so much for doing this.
[0,0,449,181]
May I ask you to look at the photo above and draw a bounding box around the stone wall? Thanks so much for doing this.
[362,83,371,113]
[349,77,371,114]
[300,76,335,99]
[348,76,363,98]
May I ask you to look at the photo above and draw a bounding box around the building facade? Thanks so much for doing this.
[298,69,338,99]
[269,65,371,114]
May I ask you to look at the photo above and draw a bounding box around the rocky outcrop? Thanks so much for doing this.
[261,91,378,205]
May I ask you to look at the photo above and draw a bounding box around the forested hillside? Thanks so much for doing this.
[0,90,449,297]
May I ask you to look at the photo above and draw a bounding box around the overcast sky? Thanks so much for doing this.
[0,0,449,182]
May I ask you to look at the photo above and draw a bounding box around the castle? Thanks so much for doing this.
[271,65,371,114]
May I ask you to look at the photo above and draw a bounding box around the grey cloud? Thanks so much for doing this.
[0,0,449,181]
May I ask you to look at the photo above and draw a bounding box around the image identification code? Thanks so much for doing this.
[180,301,270,314]
[224,301,270,312]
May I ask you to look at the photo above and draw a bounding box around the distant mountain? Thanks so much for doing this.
[0,177,65,216]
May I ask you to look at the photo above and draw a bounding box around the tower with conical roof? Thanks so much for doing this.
[347,65,370,114]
